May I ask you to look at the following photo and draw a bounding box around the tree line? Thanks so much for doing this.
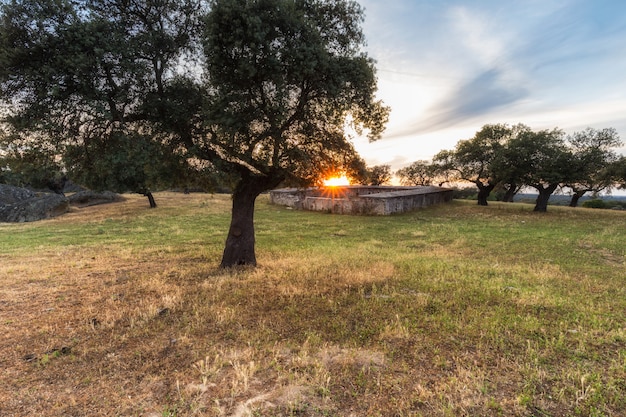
[395,124,626,212]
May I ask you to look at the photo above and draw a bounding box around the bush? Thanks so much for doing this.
[452,187,476,200]
[582,199,607,209]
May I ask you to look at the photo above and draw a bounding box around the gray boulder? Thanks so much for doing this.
[0,184,70,223]
[0,184,37,205]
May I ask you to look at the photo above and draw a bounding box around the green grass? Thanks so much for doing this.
[0,193,624,416]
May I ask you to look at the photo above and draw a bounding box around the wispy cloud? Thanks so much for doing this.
[399,69,528,135]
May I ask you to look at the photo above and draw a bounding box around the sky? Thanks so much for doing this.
[352,0,626,171]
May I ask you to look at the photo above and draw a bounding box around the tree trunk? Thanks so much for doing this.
[502,182,517,202]
[144,192,157,208]
[568,190,586,207]
[476,182,495,206]
[533,183,559,212]
[220,172,284,268]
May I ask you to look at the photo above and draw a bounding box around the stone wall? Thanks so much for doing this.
[270,186,453,215]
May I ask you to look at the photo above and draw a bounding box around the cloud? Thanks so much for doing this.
[389,68,528,136]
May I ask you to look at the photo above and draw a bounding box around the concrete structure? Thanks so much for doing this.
[269,185,453,215]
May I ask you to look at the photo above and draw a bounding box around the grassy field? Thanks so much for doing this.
[0,192,624,417]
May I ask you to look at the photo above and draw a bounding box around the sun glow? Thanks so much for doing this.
[323,174,351,187]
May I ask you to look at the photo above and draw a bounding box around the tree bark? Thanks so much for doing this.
[144,192,157,208]
[220,172,283,268]
[502,182,517,202]
[568,190,587,207]
[476,182,495,206]
[533,183,559,212]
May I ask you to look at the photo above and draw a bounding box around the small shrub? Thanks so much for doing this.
[582,199,607,209]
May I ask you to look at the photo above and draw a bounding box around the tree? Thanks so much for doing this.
[201,0,388,267]
[564,127,622,207]
[363,165,391,186]
[433,124,511,206]
[1,0,388,267]
[488,124,534,202]
[505,127,573,212]
[0,0,205,206]
[395,160,435,186]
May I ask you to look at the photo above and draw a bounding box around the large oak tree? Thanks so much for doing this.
[201,0,388,266]
[432,124,512,206]
[504,127,574,212]
[564,127,622,207]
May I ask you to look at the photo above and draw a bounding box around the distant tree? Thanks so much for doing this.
[433,124,511,206]
[364,165,391,186]
[505,128,574,212]
[63,132,198,207]
[564,127,622,207]
[490,124,534,202]
[395,160,434,186]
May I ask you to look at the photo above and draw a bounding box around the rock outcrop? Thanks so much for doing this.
[0,184,70,223]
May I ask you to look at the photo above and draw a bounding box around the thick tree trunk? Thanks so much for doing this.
[502,182,517,202]
[220,173,284,268]
[568,190,586,207]
[221,187,258,267]
[476,182,495,206]
[533,183,559,212]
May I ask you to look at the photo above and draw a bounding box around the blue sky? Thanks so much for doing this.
[353,0,626,170]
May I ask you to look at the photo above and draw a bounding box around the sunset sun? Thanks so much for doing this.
[323,174,351,187]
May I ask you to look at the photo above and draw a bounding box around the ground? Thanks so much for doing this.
[1,192,624,416]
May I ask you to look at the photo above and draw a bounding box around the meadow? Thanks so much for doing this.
[0,192,624,417]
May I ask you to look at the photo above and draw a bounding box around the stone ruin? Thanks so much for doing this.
[269,185,453,215]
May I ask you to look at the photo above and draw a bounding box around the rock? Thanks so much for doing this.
[0,184,36,205]
[68,190,124,207]
[0,185,70,222]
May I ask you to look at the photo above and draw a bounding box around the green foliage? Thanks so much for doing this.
[565,128,623,203]
[202,0,389,185]
[0,129,64,190]
[609,156,626,189]
[0,0,205,193]
[65,132,163,193]
[582,199,607,209]
[427,123,622,211]
[362,164,391,185]
[395,160,436,186]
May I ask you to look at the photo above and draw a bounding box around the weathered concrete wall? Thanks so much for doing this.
[361,187,453,215]
[270,186,453,215]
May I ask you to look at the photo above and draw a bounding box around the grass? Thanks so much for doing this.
[0,192,624,416]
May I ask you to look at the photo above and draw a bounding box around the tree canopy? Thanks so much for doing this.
[395,160,435,186]
[564,127,622,206]
[432,124,513,206]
